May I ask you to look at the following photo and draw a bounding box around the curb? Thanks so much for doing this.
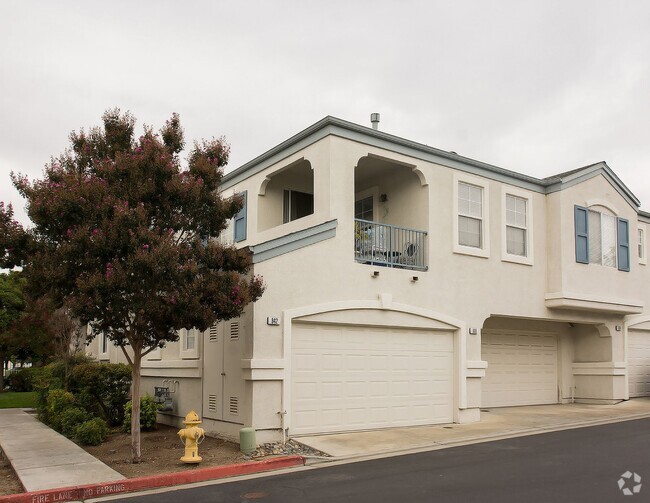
[0,455,304,503]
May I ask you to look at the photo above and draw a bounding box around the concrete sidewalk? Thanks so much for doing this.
[0,408,125,492]
[295,398,650,459]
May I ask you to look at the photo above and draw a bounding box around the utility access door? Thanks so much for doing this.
[202,319,244,424]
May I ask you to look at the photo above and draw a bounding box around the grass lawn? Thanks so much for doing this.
[0,391,37,408]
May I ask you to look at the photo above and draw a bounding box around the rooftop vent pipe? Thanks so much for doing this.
[370,113,380,130]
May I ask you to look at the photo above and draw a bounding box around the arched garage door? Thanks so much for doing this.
[291,321,454,436]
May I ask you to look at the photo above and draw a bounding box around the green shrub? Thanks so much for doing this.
[123,394,160,432]
[70,363,131,426]
[46,389,75,431]
[60,407,88,438]
[6,367,37,392]
[75,417,108,445]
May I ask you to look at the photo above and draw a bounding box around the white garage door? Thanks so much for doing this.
[628,330,650,397]
[291,322,454,435]
[482,330,558,407]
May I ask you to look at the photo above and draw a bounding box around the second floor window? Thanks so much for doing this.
[355,196,373,221]
[283,190,314,223]
[506,195,527,256]
[588,210,617,267]
[639,228,645,261]
[458,182,483,248]
[574,205,629,271]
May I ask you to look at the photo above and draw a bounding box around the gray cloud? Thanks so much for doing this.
[1,0,649,224]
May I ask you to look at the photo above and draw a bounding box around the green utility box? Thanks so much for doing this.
[240,427,257,455]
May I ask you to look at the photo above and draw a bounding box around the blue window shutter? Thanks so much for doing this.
[233,191,247,242]
[617,217,630,271]
[574,205,589,264]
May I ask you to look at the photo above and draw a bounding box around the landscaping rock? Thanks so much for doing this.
[250,439,329,459]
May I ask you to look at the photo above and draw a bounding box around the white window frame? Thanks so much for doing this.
[98,331,109,361]
[587,207,618,268]
[501,186,534,266]
[453,173,490,258]
[639,227,647,265]
[180,328,199,359]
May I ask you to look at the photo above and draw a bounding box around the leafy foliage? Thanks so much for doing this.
[0,203,29,269]
[75,417,109,445]
[8,109,264,461]
[46,389,75,432]
[71,362,131,426]
[123,394,160,432]
[60,407,88,438]
[6,367,37,392]
[0,272,29,389]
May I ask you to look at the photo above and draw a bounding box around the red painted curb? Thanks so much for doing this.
[0,455,304,503]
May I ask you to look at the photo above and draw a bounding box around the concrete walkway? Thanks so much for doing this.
[0,408,125,492]
[296,398,650,459]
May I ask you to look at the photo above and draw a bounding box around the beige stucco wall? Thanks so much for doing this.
[89,131,650,441]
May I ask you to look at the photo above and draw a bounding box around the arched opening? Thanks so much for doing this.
[354,154,428,270]
[258,159,314,232]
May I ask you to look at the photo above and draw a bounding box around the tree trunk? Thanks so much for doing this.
[130,352,142,463]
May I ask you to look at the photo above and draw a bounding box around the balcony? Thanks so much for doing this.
[354,219,428,271]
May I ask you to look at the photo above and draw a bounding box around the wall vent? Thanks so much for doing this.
[230,321,240,340]
[209,324,218,342]
[208,395,217,412]
[229,396,239,415]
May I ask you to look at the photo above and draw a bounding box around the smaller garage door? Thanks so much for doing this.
[291,322,454,435]
[482,330,558,407]
[628,330,650,397]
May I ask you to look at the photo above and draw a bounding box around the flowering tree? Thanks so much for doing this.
[10,109,264,461]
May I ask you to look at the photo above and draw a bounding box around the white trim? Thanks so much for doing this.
[281,299,468,432]
[500,185,534,266]
[638,226,647,265]
[453,172,490,258]
[466,360,488,378]
[545,291,643,314]
[572,362,626,376]
[179,328,199,359]
[98,331,109,361]
[585,198,620,216]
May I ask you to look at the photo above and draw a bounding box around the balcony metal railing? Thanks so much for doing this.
[354,219,428,271]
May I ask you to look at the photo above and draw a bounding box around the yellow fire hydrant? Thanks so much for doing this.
[177,410,205,464]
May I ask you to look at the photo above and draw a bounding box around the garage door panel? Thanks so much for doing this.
[629,330,650,397]
[291,323,454,435]
[482,330,558,407]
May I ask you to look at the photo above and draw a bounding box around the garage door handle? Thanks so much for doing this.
[221,372,226,376]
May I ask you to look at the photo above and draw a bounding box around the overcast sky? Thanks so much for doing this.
[1,1,649,225]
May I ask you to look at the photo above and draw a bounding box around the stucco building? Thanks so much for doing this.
[88,115,650,442]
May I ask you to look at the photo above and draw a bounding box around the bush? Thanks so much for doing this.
[75,417,108,445]
[123,394,160,433]
[7,367,37,392]
[60,407,87,438]
[46,389,76,432]
[70,363,131,426]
